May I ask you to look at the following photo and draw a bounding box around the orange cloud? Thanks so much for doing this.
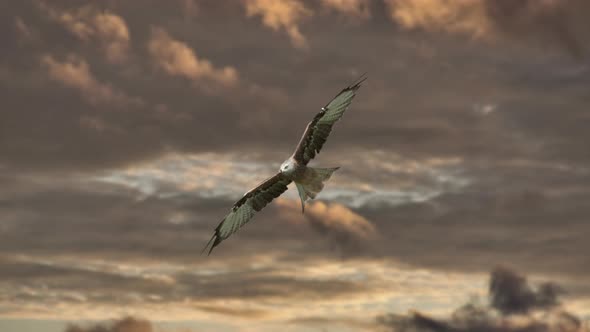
[384,0,590,57]
[148,27,238,86]
[277,199,376,240]
[41,54,142,106]
[385,0,491,37]
[42,4,130,64]
[243,0,312,48]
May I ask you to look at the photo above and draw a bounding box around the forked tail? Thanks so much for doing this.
[295,166,339,213]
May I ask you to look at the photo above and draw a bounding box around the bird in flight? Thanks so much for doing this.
[202,75,366,255]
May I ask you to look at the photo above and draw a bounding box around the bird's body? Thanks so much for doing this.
[280,156,339,212]
[279,157,302,178]
[202,75,366,255]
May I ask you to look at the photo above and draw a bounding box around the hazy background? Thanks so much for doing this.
[1,0,589,331]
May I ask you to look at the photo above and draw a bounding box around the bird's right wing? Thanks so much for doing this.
[202,172,292,255]
[292,75,366,165]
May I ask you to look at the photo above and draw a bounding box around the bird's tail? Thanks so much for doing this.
[295,166,339,213]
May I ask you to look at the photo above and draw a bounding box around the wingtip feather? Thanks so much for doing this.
[201,233,218,256]
[348,73,367,90]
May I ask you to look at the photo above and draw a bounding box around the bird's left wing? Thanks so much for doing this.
[292,75,366,165]
[202,172,291,255]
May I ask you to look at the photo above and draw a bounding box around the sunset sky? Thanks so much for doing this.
[1,1,590,331]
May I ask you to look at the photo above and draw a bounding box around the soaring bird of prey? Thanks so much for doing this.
[202,75,366,255]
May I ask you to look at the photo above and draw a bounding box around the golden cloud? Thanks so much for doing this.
[41,4,130,64]
[243,0,312,49]
[148,27,238,86]
[385,0,590,57]
[385,0,491,37]
[41,54,142,106]
[277,198,376,240]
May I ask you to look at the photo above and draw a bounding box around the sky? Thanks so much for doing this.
[1,0,590,331]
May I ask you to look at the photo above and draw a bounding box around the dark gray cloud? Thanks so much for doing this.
[490,267,560,316]
[377,268,589,332]
[380,310,585,332]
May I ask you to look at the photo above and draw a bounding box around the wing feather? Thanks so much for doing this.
[202,173,291,255]
[293,75,365,165]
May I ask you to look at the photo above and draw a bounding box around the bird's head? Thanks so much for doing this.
[280,158,296,175]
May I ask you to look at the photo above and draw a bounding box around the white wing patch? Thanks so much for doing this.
[292,75,365,165]
[202,173,291,255]
[318,89,356,125]
[218,203,255,239]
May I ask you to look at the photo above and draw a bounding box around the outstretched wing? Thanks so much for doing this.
[202,173,291,255]
[293,75,366,165]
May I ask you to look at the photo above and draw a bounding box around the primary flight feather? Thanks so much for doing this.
[202,75,366,255]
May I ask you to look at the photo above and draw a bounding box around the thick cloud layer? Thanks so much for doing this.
[3,0,589,173]
[1,0,590,330]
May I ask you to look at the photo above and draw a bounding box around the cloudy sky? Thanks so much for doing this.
[1,0,590,331]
